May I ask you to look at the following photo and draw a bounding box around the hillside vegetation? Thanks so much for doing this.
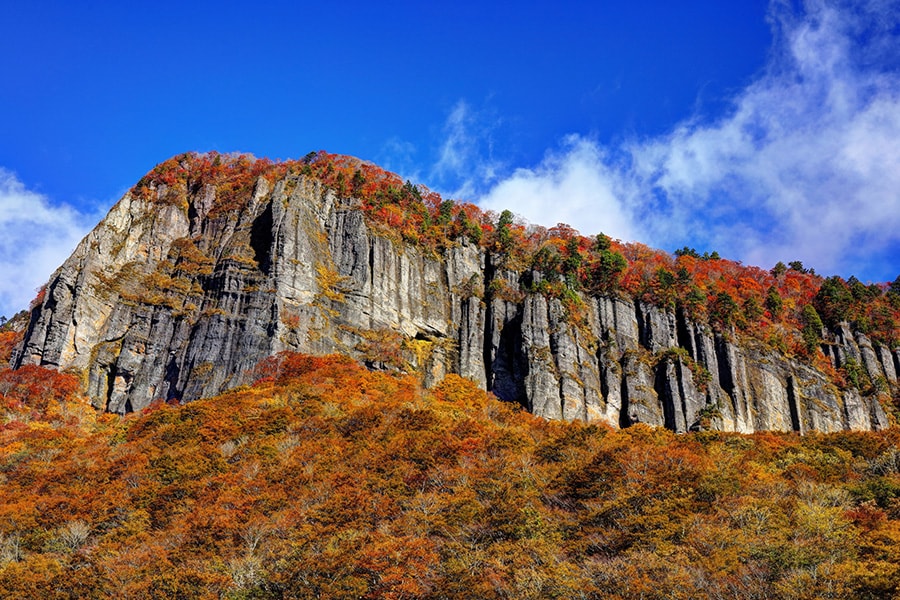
[2,347,900,598]
[135,150,900,378]
[15,150,898,424]
[2,150,900,596]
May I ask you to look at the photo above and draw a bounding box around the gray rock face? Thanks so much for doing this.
[11,173,896,433]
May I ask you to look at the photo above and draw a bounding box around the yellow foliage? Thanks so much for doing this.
[315,263,346,303]
[0,352,899,598]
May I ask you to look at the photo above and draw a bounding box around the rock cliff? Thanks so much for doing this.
[11,156,897,432]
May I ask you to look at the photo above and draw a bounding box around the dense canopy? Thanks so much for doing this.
[0,349,900,598]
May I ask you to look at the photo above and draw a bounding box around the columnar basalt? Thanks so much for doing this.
[12,166,896,432]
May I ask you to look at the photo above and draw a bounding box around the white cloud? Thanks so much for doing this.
[430,100,504,198]
[432,101,472,180]
[479,136,641,243]
[0,169,97,318]
[474,0,900,280]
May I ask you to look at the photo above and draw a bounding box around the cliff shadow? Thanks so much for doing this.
[489,311,529,409]
[250,202,274,274]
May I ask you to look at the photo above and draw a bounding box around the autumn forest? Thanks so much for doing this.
[2,151,900,598]
[2,342,900,598]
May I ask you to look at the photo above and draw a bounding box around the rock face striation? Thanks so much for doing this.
[12,166,897,432]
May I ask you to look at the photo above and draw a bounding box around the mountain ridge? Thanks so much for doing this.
[10,151,900,432]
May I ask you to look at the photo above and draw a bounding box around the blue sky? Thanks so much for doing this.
[1,0,899,318]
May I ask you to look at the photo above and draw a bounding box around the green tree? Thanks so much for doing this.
[594,233,612,252]
[496,209,515,253]
[765,285,784,319]
[847,276,878,301]
[814,276,853,327]
[532,245,561,276]
[456,210,482,243]
[351,169,366,195]
[403,179,422,201]
[743,296,763,322]
[801,304,824,354]
[674,246,699,258]
[655,267,677,308]
[789,260,807,273]
[589,246,627,294]
[682,285,707,319]
[562,238,583,289]
[438,200,454,225]
[890,275,900,296]
[709,291,738,331]
[888,275,900,308]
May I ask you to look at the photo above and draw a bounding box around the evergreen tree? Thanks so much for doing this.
[801,304,824,354]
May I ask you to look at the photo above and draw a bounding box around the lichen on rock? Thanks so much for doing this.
[11,152,898,433]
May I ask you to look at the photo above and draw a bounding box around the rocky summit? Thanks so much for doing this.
[10,152,899,432]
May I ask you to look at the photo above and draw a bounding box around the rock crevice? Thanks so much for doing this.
[12,174,895,433]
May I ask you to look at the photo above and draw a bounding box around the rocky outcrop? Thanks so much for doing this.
[12,171,896,432]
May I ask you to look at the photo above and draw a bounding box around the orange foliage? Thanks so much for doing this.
[0,330,21,364]
[129,151,898,375]
[29,286,46,310]
[0,352,898,597]
[0,365,80,412]
[253,350,356,384]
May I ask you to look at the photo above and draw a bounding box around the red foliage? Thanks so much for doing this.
[253,351,356,384]
[129,150,899,356]
[29,285,46,310]
[0,331,21,364]
[0,365,81,411]
[845,501,888,531]
[0,352,899,597]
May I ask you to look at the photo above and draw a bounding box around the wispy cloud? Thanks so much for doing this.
[0,169,97,318]
[377,137,420,183]
[477,0,900,280]
[430,100,504,198]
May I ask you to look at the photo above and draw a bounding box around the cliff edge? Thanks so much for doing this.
[12,152,898,432]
